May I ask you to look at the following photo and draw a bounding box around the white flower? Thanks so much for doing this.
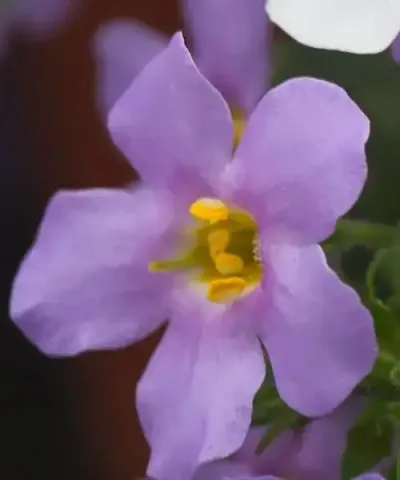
[266,0,400,54]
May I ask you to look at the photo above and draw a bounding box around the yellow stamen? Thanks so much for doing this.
[214,252,244,275]
[189,198,228,223]
[207,229,230,259]
[208,277,246,304]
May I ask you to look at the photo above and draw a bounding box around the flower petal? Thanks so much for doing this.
[10,187,173,356]
[108,32,233,195]
[223,477,278,480]
[183,0,270,113]
[392,34,400,63]
[288,396,365,480]
[258,244,377,416]
[193,459,252,480]
[266,0,400,54]
[94,20,168,114]
[225,78,369,244]
[137,315,265,480]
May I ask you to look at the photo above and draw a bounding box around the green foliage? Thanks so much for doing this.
[341,415,393,479]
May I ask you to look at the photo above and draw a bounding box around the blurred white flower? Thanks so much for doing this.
[266,0,400,54]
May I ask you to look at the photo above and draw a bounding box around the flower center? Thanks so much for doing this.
[149,197,262,304]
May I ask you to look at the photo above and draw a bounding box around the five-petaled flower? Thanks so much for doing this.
[267,0,400,55]
[10,32,377,480]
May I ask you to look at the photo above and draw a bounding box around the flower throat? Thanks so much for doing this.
[149,197,263,304]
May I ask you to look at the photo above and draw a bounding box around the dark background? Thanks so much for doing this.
[0,1,180,478]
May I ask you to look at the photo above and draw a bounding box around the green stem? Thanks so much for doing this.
[324,219,397,251]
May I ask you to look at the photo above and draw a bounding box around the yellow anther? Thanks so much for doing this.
[214,252,244,275]
[207,229,230,259]
[189,198,229,223]
[208,277,245,304]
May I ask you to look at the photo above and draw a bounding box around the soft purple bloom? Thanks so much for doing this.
[183,0,270,113]
[94,20,169,117]
[95,0,270,115]
[195,396,383,480]
[220,474,386,480]
[11,0,77,38]
[0,0,77,58]
[11,33,377,480]
[391,34,400,63]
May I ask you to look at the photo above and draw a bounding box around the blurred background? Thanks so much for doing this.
[0,1,180,478]
[2,0,400,478]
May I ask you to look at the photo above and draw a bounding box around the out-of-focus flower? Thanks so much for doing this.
[266,0,400,54]
[11,33,377,480]
[0,0,77,57]
[95,0,270,116]
[392,34,400,62]
[11,0,77,38]
[194,397,384,480]
[212,476,385,480]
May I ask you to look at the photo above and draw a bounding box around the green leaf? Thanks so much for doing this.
[324,219,396,252]
[252,376,295,426]
[341,419,393,479]
[365,249,400,361]
[370,301,400,359]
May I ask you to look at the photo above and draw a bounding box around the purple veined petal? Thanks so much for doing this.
[137,310,265,480]
[183,0,270,114]
[222,77,369,245]
[108,32,233,198]
[11,0,78,38]
[193,459,253,480]
[10,186,174,356]
[223,477,279,480]
[94,19,169,115]
[257,244,377,417]
[287,396,365,480]
[267,0,400,55]
[392,34,400,63]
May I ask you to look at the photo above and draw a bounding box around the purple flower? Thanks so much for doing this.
[11,33,377,480]
[0,0,78,58]
[194,397,384,480]
[95,0,270,115]
[11,0,77,38]
[392,34,400,63]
